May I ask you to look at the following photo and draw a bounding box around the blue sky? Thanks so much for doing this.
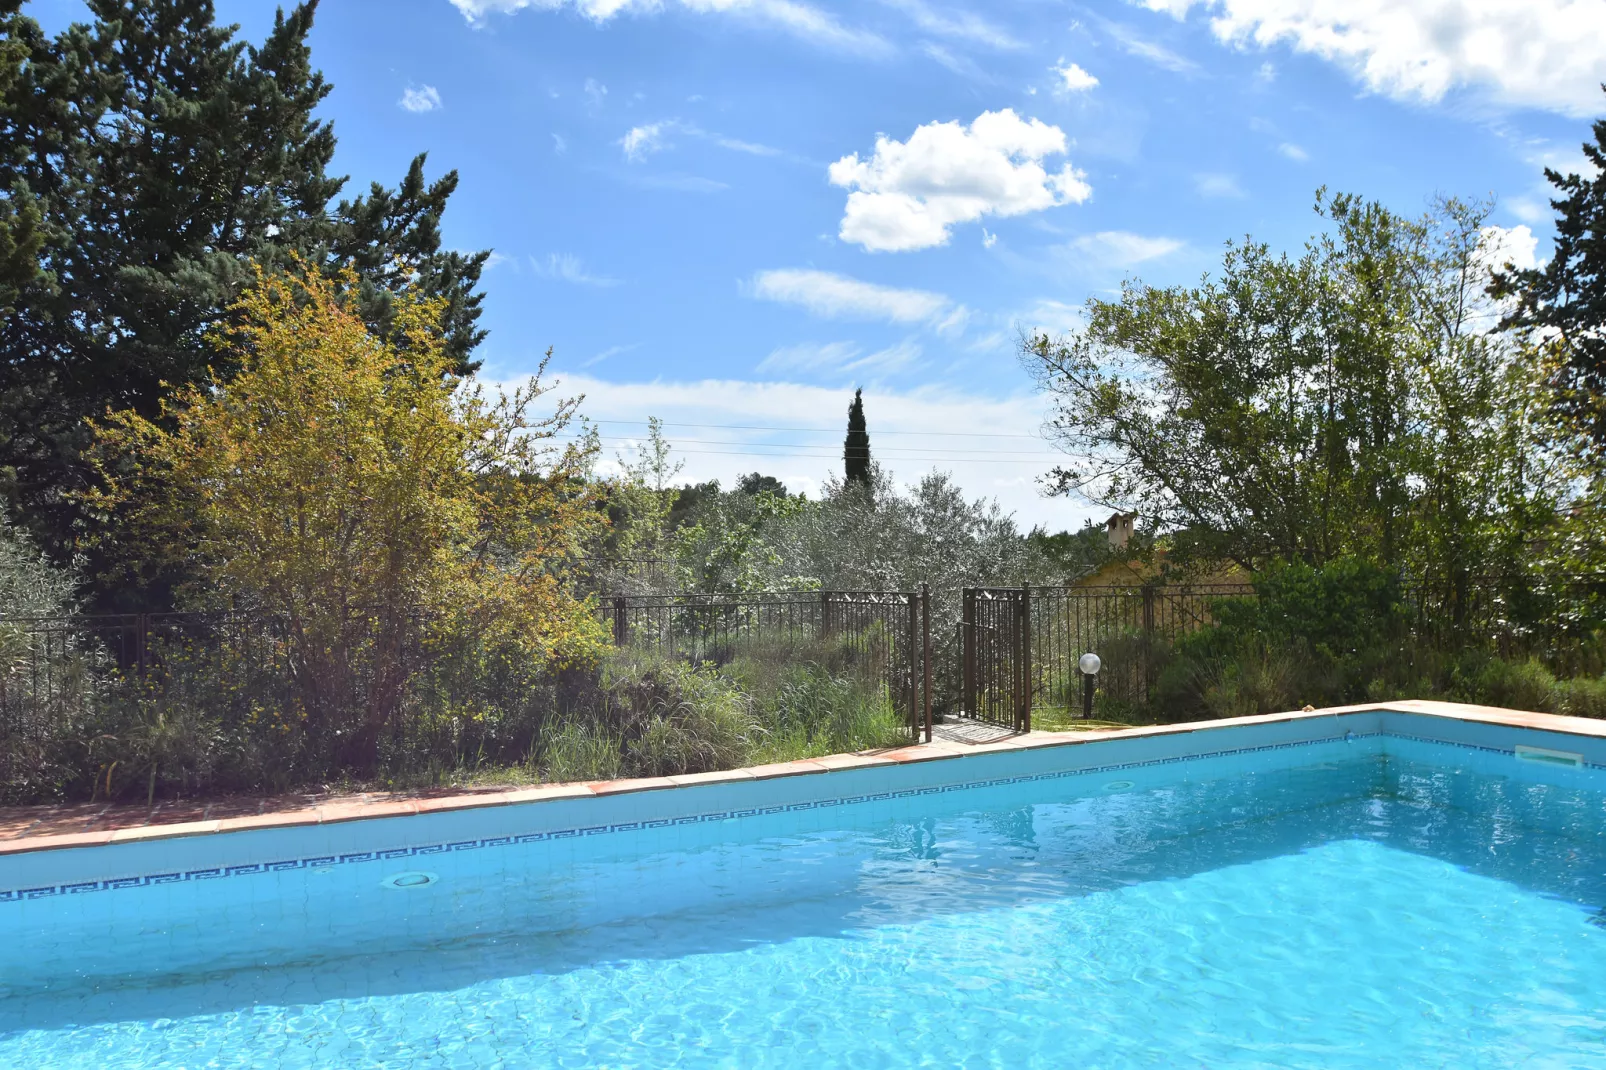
[37,0,1606,529]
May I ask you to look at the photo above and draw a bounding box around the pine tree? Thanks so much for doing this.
[1495,88,1606,456]
[844,388,871,487]
[0,0,488,592]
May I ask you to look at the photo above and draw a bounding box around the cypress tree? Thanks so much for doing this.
[844,388,871,487]
[0,0,489,594]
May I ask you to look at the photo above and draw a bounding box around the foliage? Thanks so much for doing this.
[1026,522,1114,580]
[590,417,683,593]
[0,0,487,582]
[844,388,871,487]
[538,642,904,783]
[1022,193,1563,596]
[1155,559,1406,717]
[671,486,811,593]
[84,261,605,770]
[0,508,72,618]
[0,514,94,802]
[1493,87,1606,458]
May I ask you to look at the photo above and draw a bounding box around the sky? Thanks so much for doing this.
[34,0,1606,530]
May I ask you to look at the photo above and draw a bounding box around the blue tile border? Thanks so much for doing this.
[1386,730,1606,770]
[2,726,1590,904]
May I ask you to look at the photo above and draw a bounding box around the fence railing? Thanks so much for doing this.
[955,585,1253,729]
[597,590,933,741]
[10,576,1606,798]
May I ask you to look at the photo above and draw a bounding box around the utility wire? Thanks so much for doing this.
[584,418,1047,441]
[571,444,1054,465]
[570,435,1057,457]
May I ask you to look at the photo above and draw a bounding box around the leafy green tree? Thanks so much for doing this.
[844,388,871,487]
[593,417,684,593]
[0,0,487,586]
[85,261,602,770]
[1022,193,1559,596]
[1493,89,1606,457]
[735,472,788,497]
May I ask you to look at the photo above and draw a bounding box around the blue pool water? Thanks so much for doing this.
[4,733,1606,1067]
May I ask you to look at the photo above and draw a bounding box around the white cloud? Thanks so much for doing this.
[584,78,608,108]
[620,119,780,161]
[398,85,442,113]
[1070,231,1185,267]
[828,109,1092,253]
[1054,61,1099,92]
[881,0,1023,49]
[533,253,619,286]
[1143,0,1606,117]
[1277,141,1308,161]
[1477,224,1539,276]
[712,133,781,156]
[757,340,863,374]
[551,133,568,155]
[1104,22,1198,73]
[750,269,953,323]
[1021,298,1086,336]
[981,227,998,249]
[583,343,640,368]
[921,43,991,82]
[523,372,1097,529]
[756,338,923,376]
[1507,197,1549,226]
[620,122,669,161]
[448,0,889,55]
[1194,171,1246,198]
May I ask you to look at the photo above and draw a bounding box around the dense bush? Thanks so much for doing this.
[538,645,906,783]
[0,517,104,802]
[1139,558,1606,723]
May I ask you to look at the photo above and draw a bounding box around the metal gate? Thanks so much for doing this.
[960,587,1031,732]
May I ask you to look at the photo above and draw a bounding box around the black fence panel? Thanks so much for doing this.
[1028,585,1253,718]
[599,590,932,742]
[959,588,1030,731]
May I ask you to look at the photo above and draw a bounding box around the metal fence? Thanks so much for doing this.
[1028,584,1254,717]
[599,590,933,741]
[956,585,1253,728]
[959,588,1030,731]
[11,577,1606,797]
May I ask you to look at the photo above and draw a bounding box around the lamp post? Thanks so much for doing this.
[1079,652,1101,720]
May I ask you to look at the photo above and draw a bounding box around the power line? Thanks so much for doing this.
[565,443,1057,465]
[576,435,1056,457]
[585,418,1047,441]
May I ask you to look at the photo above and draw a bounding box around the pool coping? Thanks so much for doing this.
[1,698,1598,860]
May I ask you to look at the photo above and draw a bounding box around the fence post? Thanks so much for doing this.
[906,593,918,739]
[819,590,832,641]
[922,583,932,743]
[1142,585,1156,705]
[961,589,975,718]
[612,596,628,645]
[1018,586,1032,734]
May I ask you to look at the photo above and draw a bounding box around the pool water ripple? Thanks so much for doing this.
[3,741,1606,1067]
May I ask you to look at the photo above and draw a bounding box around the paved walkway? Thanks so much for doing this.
[932,717,1018,745]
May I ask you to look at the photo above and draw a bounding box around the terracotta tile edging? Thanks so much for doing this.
[2,700,1602,859]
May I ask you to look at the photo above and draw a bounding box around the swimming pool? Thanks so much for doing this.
[3,706,1606,1067]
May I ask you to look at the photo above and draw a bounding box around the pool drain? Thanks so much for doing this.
[1103,780,1134,791]
[381,871,440,890]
